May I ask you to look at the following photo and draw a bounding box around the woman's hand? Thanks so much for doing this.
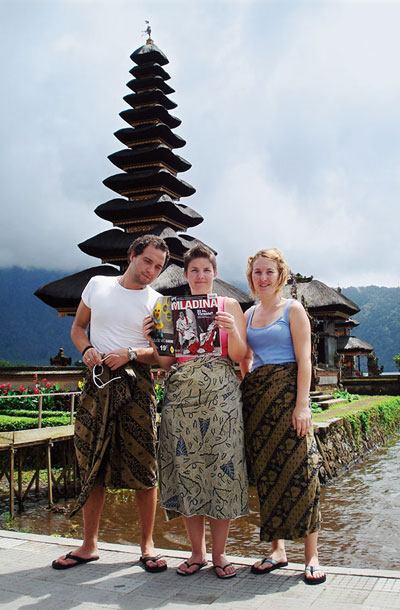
[215,311,238,336]
[292,404,312,437]
[143,315,155,340]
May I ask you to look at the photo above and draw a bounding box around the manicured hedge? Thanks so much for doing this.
[0,409,67,418]
[0,414,73,431]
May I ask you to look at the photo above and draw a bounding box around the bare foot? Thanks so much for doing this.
[252,548,288,573]
[52,545,99,568]
[177,553,207,575]
[141,542,167,571]
[304,555,326,584]
[212,554,236,578]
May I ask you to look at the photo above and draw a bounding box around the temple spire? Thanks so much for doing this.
[144,21,153,45]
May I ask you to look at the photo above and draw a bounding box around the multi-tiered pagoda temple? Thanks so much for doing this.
[35,32,251,314]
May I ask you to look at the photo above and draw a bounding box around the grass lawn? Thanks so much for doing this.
[313,395,399,423]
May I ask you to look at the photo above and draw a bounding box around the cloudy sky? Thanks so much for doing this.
[1,0,399,288]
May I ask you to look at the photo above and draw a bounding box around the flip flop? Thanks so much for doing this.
[251,557,288,575]
[176,560,208,576]
[304,565,326,585]
[214,563,236,579]
[139,554,168,573]
[52,551,99,570]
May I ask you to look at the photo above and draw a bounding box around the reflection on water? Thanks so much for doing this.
[2,436,400,570]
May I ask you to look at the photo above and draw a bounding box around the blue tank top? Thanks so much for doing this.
[246,299,296,370]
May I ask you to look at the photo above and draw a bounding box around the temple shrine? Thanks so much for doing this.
[283,275,374,386]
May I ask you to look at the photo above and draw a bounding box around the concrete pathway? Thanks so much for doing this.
[1,530,399,609]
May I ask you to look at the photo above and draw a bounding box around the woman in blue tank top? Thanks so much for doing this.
[240,248,326,586]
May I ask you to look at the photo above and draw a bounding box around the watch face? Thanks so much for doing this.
[128,348,137,360]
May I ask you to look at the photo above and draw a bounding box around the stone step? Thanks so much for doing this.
[316,397,348,410]
[311,394,336,403]
[310,391,324,397]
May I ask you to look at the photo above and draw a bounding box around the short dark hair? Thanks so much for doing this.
[127,234,170,268]
[183,243,217,272]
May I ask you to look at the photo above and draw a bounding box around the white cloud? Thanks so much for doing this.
[0,0,399,288]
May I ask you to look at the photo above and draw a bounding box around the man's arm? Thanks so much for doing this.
[71,300,102,368]
[73,298,161,371]
[143,315,176,371]
[101,346,159,369]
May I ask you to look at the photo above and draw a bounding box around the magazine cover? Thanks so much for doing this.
[150,296,175,356]
[171,293,221,358]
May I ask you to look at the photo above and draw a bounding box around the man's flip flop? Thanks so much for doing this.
[251,557,288,575]
[52,551,99,570]
[139,554,168,573]
[176,560,208,576]
[304,565,326,585]
[214,563,236,579]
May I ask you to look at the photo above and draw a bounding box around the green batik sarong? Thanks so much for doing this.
[158,356,249,521]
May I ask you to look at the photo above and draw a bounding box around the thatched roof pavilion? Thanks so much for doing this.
[283,279,359,318]
[336,336,373,354]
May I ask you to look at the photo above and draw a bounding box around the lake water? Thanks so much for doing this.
[2,435,399,570]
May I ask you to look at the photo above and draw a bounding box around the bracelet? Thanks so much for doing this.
[81,345,93,358]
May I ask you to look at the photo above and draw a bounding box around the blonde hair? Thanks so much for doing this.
[246,248,289,298]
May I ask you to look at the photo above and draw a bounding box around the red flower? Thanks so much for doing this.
[41,378,47,383]
[45,382,51,388]
[19,384,26,393]
[33,387,40,395]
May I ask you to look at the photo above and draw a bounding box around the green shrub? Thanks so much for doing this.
[0,380,74,413]
[334,389,360,402]
[0,409,67,418]
[343,396,400,442]
[0,414,73,431]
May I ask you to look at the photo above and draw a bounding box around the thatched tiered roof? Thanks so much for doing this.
[337,336,373,354]
[283,280,359,317]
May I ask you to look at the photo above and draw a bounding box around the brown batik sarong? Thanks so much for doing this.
[70,361,157,517]
[241,362,321,541]
[158,356,249,521]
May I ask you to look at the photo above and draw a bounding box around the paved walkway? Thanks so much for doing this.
[1,530,399,609]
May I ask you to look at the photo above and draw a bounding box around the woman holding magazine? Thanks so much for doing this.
[143,244,249,579]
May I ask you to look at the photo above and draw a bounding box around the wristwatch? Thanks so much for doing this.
[127,347,138,361]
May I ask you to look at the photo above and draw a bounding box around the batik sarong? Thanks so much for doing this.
[241,362,321,541]
[70,362,157,517]
[158,356,249,521]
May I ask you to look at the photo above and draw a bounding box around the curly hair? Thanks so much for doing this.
[127,234,170,268]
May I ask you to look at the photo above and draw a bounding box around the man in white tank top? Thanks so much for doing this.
[52,235,169,573]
